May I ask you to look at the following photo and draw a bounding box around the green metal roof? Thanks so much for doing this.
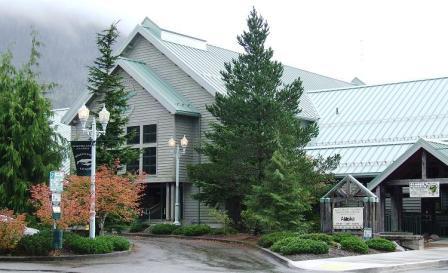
[115,18,354,122]
[367,138,448,190]
[117,57,200,117]
[305,77,448,176]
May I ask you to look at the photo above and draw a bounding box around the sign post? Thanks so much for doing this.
[49,171,64,249]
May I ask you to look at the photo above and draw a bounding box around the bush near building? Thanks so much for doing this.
[150,224,179,235]
[0,209,26,254]
[257,231,302,248]
[332,232,356,243]
[340,237,369,254]
[172,224,211,236]
[366,238,395,252]
[271,237,329,255]
[14,230,52,256]
[298,233,333,244]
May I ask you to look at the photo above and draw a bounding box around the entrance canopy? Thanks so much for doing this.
[367,138,448,191]
[322,175,377,201]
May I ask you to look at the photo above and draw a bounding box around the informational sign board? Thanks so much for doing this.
[71,141,92,176]
[409,182,439,198]
[333,207,364,229]
[49,171,64,193]
[363,228,373,240]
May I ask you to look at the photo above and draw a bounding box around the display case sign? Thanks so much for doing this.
[333,207,364,229]
[409,182,439,198]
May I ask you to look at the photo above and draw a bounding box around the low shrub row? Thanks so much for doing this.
[13,231,131,256]
[259,231,396,256]
[271,237,329,255]
[257,231,302,248]
[366,238,396,252]
[172,224,211,236]
[149,224,228,236]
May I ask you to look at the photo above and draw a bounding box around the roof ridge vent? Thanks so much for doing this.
[160,29,208,51]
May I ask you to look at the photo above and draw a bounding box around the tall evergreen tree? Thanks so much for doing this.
[189,9,322,224]
[0,33,63,212]
[87,23,136,167]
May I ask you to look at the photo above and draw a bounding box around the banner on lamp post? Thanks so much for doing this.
[71,141,92,176]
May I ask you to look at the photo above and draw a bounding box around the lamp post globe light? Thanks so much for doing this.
[77,104,110,239]
[168,135,188,225]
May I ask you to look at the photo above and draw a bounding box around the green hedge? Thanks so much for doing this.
[298,233,333,244]
[15,230,52,256]
[150,224,179,235]
[257,231,301,248]
[64,234,130,254]
[271,237,329,255]
[366,238,395,252]
[340,237,369,254]
[129,222,150,233]
[332,232,356,243]
[210,227,238,235]
[172,224,211,236]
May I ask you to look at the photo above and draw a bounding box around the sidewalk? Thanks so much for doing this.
[290,247,448,272]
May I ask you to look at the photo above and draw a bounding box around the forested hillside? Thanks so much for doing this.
[0,10,124,108]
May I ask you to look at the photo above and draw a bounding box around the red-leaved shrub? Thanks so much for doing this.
[0,209,25,253]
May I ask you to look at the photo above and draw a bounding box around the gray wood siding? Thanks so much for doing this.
[119,68,175,183]
[123,34,216,163]
[183,183,217,225]
[175,115,200,182]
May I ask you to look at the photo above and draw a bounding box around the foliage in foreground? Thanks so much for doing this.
[87,22,138,167]
[150,223,179,235]
[271,237,329,255]
[0,209,26,253]
[298,233,333,244]
[64,233,130,254]
[340,237,369,254]
[129,221,150,233]
[257,231,302,248]
[189,8,339,231]
[172,224,211,236]
[15,230,52,256]
[332,232,356,243]
[31,165,144,233]
[366,238,395,252]
[0,33,63,212]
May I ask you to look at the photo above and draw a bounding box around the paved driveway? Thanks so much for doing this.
[0,236,299,273]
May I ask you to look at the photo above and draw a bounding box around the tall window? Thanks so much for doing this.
[127,126,140,144]
[126,124,157,175]
[143,147,157,174]
[143,124,157,143]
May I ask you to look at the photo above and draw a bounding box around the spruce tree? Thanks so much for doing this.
[87,23,137,167]
[0,33,63,212]
[189,9,321,224]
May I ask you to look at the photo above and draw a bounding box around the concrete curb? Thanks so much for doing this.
[343,259,448,273]
[123,232,296,268]
[0,245,133,262]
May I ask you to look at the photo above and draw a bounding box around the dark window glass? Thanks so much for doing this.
[127,149,140,174]
[127,126,140,144]
[143,147,157,175]
[143,124,157,143]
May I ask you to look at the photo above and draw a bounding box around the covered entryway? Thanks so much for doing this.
[368,138,448,235]
[321,175,378,233]
[139,182,183,222]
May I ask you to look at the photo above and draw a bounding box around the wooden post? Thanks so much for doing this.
[390,186,402,232]
[320,198,332,233]
[376,185,385,232]
[422,150,427,180]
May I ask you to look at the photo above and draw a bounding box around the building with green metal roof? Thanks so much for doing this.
[63,17,448,233]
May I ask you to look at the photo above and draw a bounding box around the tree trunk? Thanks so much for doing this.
[225,197,242,227]
[98,213,108,236]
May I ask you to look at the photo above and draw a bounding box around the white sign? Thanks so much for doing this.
[52,206,61,213]
[363,228,373,240]
[49,171,64,192]
[409,182,439,198]
[333,207,364,229]
[52,193,61,203]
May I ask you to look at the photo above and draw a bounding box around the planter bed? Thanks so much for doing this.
[286,246,384,261]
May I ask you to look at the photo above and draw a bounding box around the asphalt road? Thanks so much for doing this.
[401,267,448,273]
[0,236,300,273]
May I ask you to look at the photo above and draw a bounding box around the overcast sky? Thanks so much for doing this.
[3,0,448,85]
